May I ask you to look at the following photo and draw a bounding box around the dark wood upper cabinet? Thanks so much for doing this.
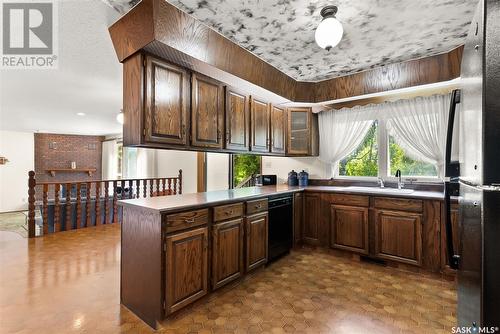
[225,87,250,151]
[250,97,270,153]
[270,105,287,154]
[245,212,268,271]
[144,56,190,146]
[374,209,422,266]
[303,192,321,246]
[165,226,208,315]
[330,204,369,255]
[287,107,318,156]
[212,218,244,290]
[191,73,224,149]
[123,54,318,156]
[287,107,310,155]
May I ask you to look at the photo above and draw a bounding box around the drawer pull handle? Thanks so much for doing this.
[225,210,234,215]
[255,204,262,209]
[185,218,195,224]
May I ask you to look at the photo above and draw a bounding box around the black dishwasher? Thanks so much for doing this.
[267,195,293,262]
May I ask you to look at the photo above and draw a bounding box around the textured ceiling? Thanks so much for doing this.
[105,0,476,82]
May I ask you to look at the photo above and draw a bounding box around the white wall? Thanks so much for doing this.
[0,131,34,212]
[156,150,198,194]
[261,156,329,184]
[206,153,229,191]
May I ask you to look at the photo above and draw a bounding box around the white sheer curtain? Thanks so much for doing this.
[385,94,450,177]
[319,105,378,177]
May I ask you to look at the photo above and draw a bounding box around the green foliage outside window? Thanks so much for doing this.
[389,137,437,177]
[232,154,261,187]
[338,121,437,178]
[339,122,378,177]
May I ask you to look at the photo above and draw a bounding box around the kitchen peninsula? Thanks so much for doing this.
[118,185,446,328]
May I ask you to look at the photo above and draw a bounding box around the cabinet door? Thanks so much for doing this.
[165,227,208,314]
[246,212,268,271]
[293,192,303,245]
[303,193,321,246]
[330,205,369,254]
[287,108,311,155]
[144,57,189,146]
[375,210,422,266]
[225,88,249,151]
[212,218,244,289]
[191,73,224,148]
[270,105,286,154]
[250,97,270,153]
[441,203,460,272]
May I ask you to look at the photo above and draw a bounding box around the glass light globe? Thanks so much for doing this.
[315,16,343,50]
[116,112,124,124]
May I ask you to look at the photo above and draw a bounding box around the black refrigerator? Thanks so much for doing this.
[444,0,500,328]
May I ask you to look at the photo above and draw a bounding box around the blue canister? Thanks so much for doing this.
[298,170,309,187]
[287,170,298,186]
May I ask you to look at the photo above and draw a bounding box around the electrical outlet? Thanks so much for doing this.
[264,161,272,168]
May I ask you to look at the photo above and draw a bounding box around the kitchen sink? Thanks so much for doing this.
[345,186,415,195]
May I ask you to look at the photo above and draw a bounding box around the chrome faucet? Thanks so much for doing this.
[395,169,404,189]
[377,177,385,188]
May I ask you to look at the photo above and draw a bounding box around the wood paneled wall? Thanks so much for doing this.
[109,0,463,103]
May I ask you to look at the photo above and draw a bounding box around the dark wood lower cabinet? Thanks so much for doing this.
[330,204,369,255]
[212,218,244,289]
[293,192,303,245]
[165,227,208,315]
[374,209,422,266]
[303,193,321,246]
[245,212,268,271]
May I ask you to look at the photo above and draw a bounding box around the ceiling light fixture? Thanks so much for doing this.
[77,112,86,116]
[116,111,124,124]
[315,5,343,51]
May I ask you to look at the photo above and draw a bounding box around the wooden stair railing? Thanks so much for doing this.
[27,170,183,238]
[235,174,256,188]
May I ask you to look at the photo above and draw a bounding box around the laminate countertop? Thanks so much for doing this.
[118,185,445,214]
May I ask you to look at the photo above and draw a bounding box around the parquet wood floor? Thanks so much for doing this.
[0,225,456,334]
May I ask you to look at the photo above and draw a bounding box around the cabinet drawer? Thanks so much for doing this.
[214,203,244,222]
[246,198,268,215]
[374,197,423,213]
[329,193,369,207]
[165,209,209,233]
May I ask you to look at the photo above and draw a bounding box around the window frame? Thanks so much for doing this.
[336,118,442,183]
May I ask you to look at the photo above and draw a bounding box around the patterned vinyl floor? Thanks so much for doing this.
[0,224,456,334]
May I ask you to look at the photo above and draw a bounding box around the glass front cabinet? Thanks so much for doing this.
[287,107,318,156]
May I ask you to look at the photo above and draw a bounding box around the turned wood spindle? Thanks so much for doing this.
[128,180,133,199]
[86,182,91,227]
[178,169,183,194]
[54,183,61,232]
[95,182,101,225]
[65,183,72,230]
[27,171,36,238]
[113,181,118,224]
[76,183,82,229]
[42,184,49,235]
[104,181,109,224]
[155,179,160,196]
[120,180,125,199]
